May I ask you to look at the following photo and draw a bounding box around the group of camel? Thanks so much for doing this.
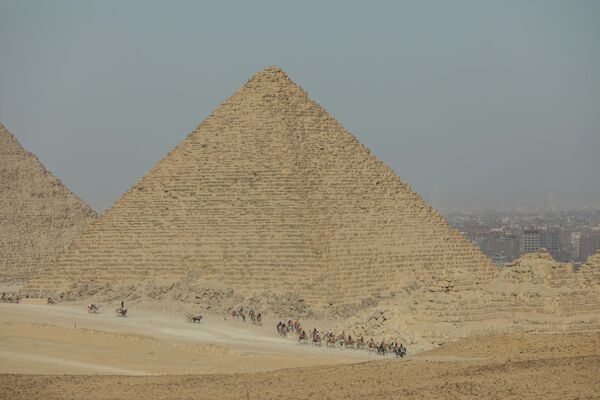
[85,302,127,317]
[1,292,21,304]
[277,319,407,357]
[42,299,408,357]
[229,307,262,325]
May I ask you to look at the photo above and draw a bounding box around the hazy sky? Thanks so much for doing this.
[1,1,599,212]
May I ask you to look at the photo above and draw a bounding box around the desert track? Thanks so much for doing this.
[2,335,599,399]
[2,303,600,399]
[0,303,375,375]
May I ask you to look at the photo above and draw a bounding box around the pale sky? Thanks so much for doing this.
[1,0,599,212]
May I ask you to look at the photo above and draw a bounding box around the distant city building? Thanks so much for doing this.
[446,209,600,265]
[559,230,572,247]
[551,248,572,263]
[488,228,503,254]
[571,232,582,260]
[579,231,600,261]
[498,234,520,261]
[541,229,560,252]
[521,229,541,253]
[480,229,520,265]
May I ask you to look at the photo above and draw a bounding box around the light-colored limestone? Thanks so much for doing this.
[345,249,600,342]
[26,66,495,307]
[0,123,97,283]
[578,250,600,287]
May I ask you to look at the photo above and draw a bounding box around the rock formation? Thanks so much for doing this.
[345,249,600,343]
[578,250,600,287]
[26,66,495,307]
[0,123,97,283]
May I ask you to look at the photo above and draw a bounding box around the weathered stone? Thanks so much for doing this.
[0,123,97,283]
[25,66,495,308]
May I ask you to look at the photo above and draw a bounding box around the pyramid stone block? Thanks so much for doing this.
[0,123,97,283]
[29,67,495,306]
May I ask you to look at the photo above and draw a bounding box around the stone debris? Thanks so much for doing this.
[53,277,317,318]
[343,249,600,343]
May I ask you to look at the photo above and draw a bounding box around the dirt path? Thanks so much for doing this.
[0,303,374,375]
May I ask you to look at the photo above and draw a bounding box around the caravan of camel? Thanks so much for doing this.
[1,292,21,304]
[232,307,407,358]
[275,318,407,357]
[44,299,407,357]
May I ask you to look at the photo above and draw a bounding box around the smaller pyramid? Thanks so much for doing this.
[0,123,97,282]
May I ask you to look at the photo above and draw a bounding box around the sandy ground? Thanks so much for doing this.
[1,303,599,399]
[0,303,373,375]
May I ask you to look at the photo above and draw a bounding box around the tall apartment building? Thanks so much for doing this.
[521,229,541,253]
[499,234,520,261]
[488,228,503,254]
[579,231,600,261]
[542,229,560,252]
[572,232,582,260]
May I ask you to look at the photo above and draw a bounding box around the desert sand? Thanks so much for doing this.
[1,303,599,399]
[0,303,372,376]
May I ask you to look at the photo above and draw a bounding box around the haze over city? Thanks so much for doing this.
[1,0,598,213]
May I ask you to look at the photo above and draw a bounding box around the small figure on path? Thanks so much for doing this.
[116,300,127,317]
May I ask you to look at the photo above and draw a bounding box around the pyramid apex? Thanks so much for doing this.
[247,65,294,85]
[260,65,288,75]
[240,66,308,100]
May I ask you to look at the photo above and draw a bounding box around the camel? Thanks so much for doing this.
[297,330,308,345]
[186,313,203,323]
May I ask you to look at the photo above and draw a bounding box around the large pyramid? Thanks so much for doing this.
[29,67,496,306]
[0,123,97,283]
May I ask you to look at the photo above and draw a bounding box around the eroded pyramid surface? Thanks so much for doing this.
[29,67,495,306]
[0,123,97,282]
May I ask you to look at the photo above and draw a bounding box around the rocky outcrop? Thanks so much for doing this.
[578,250,600,287]
[343,249,600,344]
